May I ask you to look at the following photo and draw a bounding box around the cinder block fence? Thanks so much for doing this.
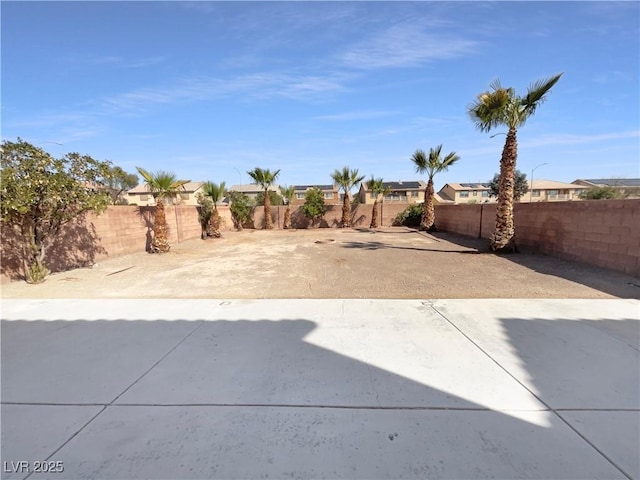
[1,200,638,281]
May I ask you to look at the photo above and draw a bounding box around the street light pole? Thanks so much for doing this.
[530,163,547,202]
[233,167,242,186]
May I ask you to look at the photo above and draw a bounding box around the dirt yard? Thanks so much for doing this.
[1,227,638,299]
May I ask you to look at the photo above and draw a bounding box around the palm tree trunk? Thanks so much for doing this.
[283,206,291,229]
[264,189,272,229]
[420,186,428,230]
[152,198,171,253]
[421,178,436,231]
[491,129,518,252]
[341,192,350,228]
[370,199,379,228]
[211,209,222,238]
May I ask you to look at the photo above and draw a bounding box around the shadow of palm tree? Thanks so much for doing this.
[430,231,639,298]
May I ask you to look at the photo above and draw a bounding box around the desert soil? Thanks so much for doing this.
[1,227,638,299]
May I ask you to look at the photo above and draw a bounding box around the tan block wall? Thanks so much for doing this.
[1,205,234,282]
[250,203,410,229]
[4,200,637,281]
[434,199,640,276]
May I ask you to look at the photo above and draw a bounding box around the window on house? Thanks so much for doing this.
[411,191,419,197]
[481,191,489,197]
[140,194,149,201]
[324,193,334,199]
[460,191,469,198]
[547,189,558,196]
[181,193,189,200]
[532,190,541,197]
[472,190,478,196]
[296,193,305,199]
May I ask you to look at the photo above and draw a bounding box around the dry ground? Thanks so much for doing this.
[1,227,638,299]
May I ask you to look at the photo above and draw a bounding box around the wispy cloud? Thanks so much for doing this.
[592,71,633,84]
[96,71,352,115]
[315,110,398,121]
[76,54,166,69]
[524,130,640,148]
[340,23,479,69]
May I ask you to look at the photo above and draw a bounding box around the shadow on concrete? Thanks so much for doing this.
[2,315,635,478]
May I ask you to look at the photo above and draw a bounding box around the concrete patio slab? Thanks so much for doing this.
[1,319,199,403]
[116,301,544,411]
[24,406,626,480]
[558,410,640,480]
[2,299,639,479]
[431,299,640,409]
[1,405,103,480]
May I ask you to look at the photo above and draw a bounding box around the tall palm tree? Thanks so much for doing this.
[331,166,364,228]
[411,145,460,232]
[366,176,392,228]
[280,185,295,229]
[203,181,226,238]
[136,167,189,253]
[468,73,562,252]
[247,167,280,229]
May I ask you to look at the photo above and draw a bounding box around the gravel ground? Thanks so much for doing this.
[1,227,638,299]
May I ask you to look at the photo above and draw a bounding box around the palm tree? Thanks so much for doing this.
[280,185,295,229]
[136,167,189,253]
[331,166,365,228]
[247,167,280,229]
[203,181,226,238]
[468,73,562,252]
[411,145,460,232]
[366,176,392,228]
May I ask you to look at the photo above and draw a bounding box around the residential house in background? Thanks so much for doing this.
[291,185,340,205]
[358,180,429,204]
[525,179,585,202]
[227,184,281,202]
[439,179,587,203]
[437,183,495,204]
[572,178,640,198]
[127,182,204,206]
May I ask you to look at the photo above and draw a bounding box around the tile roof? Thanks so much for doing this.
[293,185,336,191]
[529,179,582,189]
[228,184,280,192]
[573,178,640,187]
[361,180,426,190]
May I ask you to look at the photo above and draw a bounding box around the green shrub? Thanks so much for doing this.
[301,188,327,227]
[579,186,624,200]
[394,204,423,227]
[229,192,254,230]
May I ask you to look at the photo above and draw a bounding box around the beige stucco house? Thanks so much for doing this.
[358,180,428,204]
[291,185,340,205]
[439,179,586,203]
[126,181,204,206]
[437,183,495,204]
[525,179,586,202]
[572,178,640,198]
[228,184,281,202]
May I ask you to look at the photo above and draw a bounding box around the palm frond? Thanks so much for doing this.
[522,72,563,109]
[330,166,364,193]
[411,150,428,173]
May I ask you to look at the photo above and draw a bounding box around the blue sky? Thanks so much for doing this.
[2,1,639,190]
